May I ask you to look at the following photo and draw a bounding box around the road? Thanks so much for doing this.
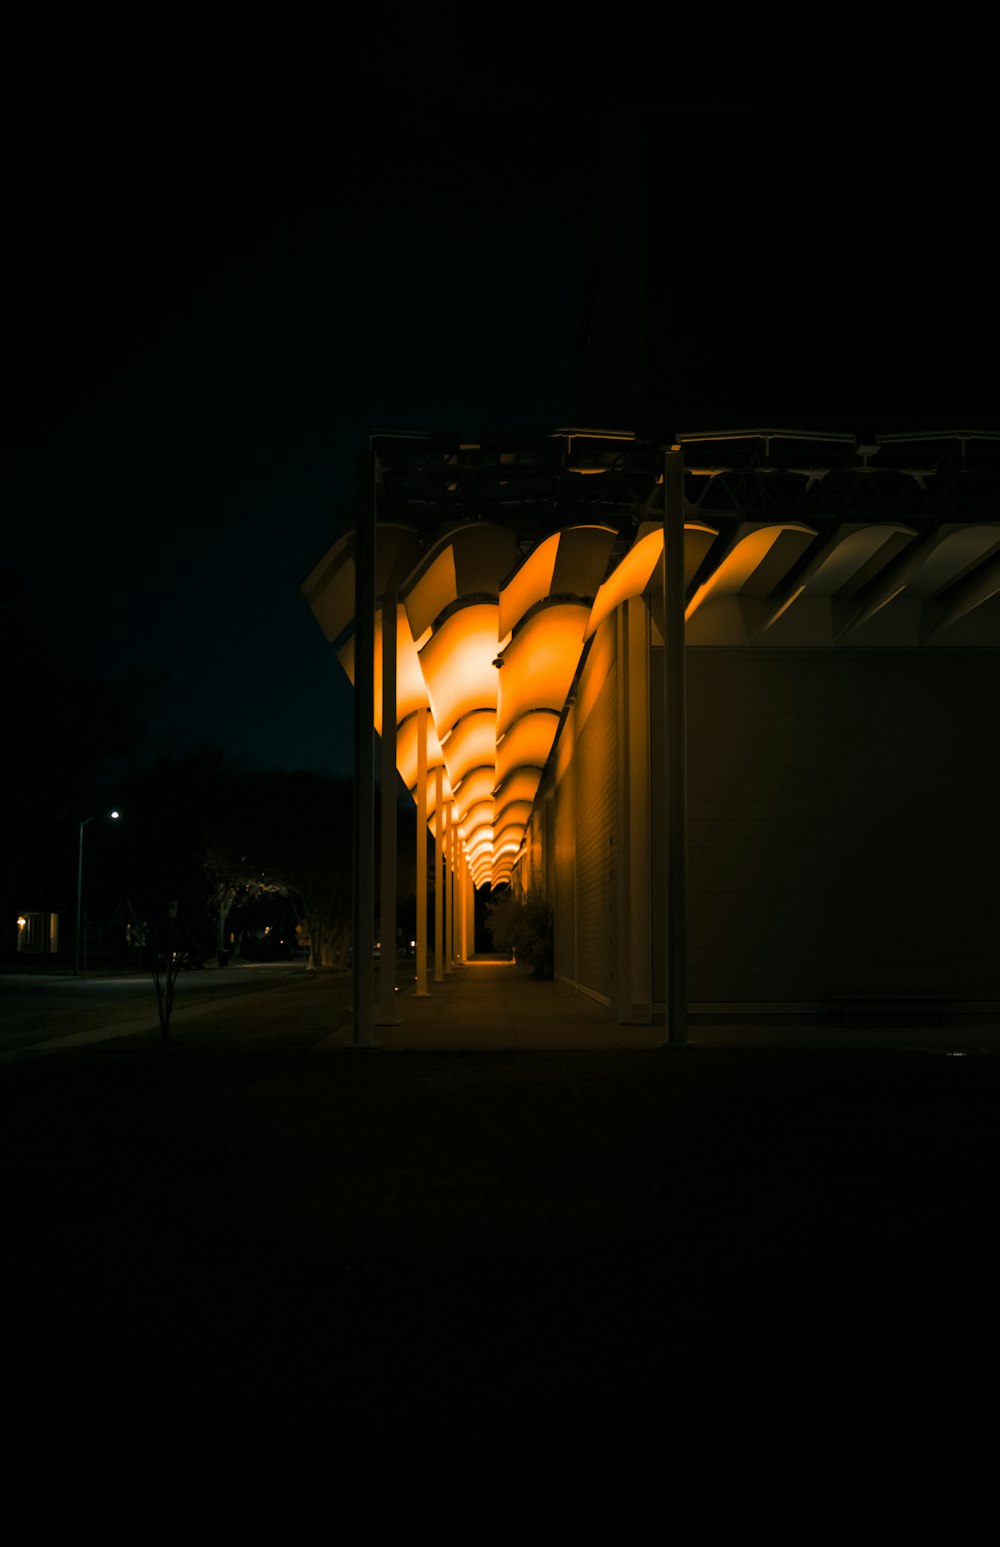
[0,961,327,1054]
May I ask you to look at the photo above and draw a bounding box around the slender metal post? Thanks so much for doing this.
[466,855,476,960]
[458,844,467,962]
[376,595,400,1024]
[434,764,444,982]
[458,841,467,959]
[414,707,429,996]
[444,801,453,972]
[663,444,688,1045]
[74,819,87,976]
[352,449,377,1046]
[452,809,457,969]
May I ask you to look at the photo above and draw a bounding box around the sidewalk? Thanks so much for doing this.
[320,958,639,1050]
[318,957,1000,1053]
[4,953,998,1059]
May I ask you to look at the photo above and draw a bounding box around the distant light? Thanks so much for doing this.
[110,810,120,819]
[17,916,26,928]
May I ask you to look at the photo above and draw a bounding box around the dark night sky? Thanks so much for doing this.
[5,16,997,776]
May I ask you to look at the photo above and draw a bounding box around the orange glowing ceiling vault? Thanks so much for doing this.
[302,518,716,889]
[303,502,1000,892]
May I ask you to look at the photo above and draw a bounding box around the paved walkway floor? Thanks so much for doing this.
[5,955,998,1058]
[322,957,646,1050]
[318,957,1000,1052]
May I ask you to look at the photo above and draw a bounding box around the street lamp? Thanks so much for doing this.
[75,809,120,975]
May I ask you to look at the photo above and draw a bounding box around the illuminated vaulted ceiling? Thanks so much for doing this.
[305,521,629,886]
[303,485,1000,889]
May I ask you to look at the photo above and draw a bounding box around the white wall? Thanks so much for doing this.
[676,647,1000,1007]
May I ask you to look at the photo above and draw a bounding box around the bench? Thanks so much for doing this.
[829,970,954,1026]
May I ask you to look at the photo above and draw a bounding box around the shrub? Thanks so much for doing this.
[486,891,554,979]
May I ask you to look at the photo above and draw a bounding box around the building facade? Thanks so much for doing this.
[304,426,1000,1029]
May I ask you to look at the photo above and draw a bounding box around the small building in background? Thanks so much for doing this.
[16,911,60,956]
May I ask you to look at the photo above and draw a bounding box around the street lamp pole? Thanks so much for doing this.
[75,810,120,976]
[75,817,89,976]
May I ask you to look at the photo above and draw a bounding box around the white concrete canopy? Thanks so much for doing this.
[306,495,1000,896]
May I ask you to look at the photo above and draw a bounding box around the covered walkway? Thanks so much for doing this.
[320,958,651,1050]
[304,428,1000,1047]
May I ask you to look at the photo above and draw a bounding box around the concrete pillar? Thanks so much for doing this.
[414,706,429,997]
[376,597,400,1026]
[450,808,459,967]
[465,858,476,960]
[458,846,468,962]
[663,445,688,1047]
[444,800,453,972]
[352,450,376,1047]
[434,763,444,983]
[614,596,652,1024]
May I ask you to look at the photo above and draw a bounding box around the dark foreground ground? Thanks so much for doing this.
[3,980,998,1541]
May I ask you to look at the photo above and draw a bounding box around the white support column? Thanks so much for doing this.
[663,444,688,1047]
[615,605,631,1024]
[465,856,476,960]
[376,597,400,1026]
[434,763,444,983]
[352,450,376,1047]
[615,596,652,1024]
[451,811,460,967]
[414,707,429,997]
[444,801,453,972]
[628,595,652,1022]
